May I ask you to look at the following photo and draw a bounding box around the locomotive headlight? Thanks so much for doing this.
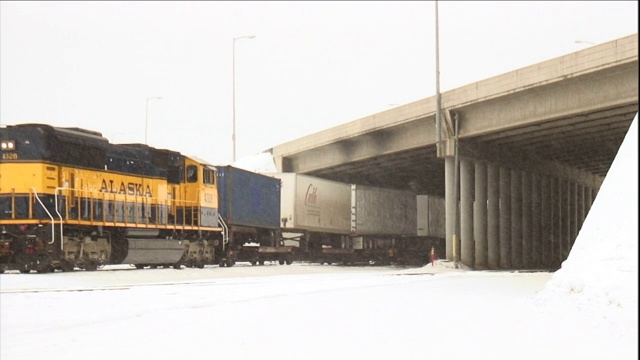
[1,140,15,150]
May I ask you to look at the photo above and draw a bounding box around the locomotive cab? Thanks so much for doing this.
[179,157,219,228]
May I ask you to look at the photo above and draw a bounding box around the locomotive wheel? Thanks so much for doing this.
[84,261,98,271]
[278,260,285,265]
[20,269,30,274]
[61,260,75,272]
[135,264,145,269]
[36,254,53,273]
[173,264,182,270]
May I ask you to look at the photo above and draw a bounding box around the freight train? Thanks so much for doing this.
[0,123,444,273]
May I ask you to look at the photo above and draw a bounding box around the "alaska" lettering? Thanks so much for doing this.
[100,179,153,197]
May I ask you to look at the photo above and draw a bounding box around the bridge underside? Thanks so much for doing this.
[281,61,638,199]
[273,35,638,270]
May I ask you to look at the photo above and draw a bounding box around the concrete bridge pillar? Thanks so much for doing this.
[552,178,563,268]
[570,181,578,248]
[487,163,500,269]
[499,167,512,269]
[511,170,523,269]
[577,184,586,235]
[585,186,593,219]
[474,161,488,269]
[460,159,474,267]
[445,157,456,261]
[561,179,571,262]
[521,172,532,269]
[541,176,552,268]
[460,159,475,267]
[531,173,542,268]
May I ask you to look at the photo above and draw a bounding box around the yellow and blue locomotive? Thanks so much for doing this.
[0,123,223,273]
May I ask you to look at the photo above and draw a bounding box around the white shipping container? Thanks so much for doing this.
[266,173,351,234]
[417,195,446,238]
[351,184,417,236]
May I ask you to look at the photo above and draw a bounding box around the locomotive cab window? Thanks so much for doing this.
[203,168,215,185]
[186,165,198,183]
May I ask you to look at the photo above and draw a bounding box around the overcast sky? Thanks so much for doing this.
[0,1,637,165]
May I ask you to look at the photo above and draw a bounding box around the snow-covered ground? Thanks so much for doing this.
[1,116,637,359]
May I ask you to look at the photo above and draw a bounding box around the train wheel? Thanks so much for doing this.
[61,260,75,272]
[36,254,53,273]
[84,261,98,271]
[285,257,293,265]
[278,260,285,265]
[20,269,30,274]
[135,264,145,269]
[173,264,182,270]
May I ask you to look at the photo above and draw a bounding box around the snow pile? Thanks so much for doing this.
[537,115,638,318]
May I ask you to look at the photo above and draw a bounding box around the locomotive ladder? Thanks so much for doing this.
[31,188,64,249]
[217,213,229,251]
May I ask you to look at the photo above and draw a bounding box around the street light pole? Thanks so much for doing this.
[145,96,162,145]
[232,35,256,162]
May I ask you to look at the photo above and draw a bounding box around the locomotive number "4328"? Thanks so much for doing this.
[2,153,18,160]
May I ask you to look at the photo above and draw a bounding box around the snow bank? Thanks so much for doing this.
[538,115,638,317]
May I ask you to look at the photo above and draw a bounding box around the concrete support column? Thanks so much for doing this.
[487,163,500,269]
[570,181,578,248]
[577,184,585,234]
[561,179,570,261]
[585,186,593,219]
[521,172,532,269]
[592,187,600,206]
[511,170,523,268]
[499,167,512,269]
[445,157,456,261]
[541,176,552,268]
[552,178,563,268]
[531,173,541,268]
[460,159,474,267]
[474,162,488,269]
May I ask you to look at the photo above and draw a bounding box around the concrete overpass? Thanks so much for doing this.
[269,33,638,270]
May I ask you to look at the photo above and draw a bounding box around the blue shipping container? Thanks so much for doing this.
[216,165,281,229]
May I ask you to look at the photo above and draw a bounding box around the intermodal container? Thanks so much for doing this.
[266,173,351,234]
[351,184,417,236]
[216,166,280,229]
[416,195,446,238]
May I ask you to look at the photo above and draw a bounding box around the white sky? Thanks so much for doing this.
[0,115,637,359]
[0,1,637,165]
